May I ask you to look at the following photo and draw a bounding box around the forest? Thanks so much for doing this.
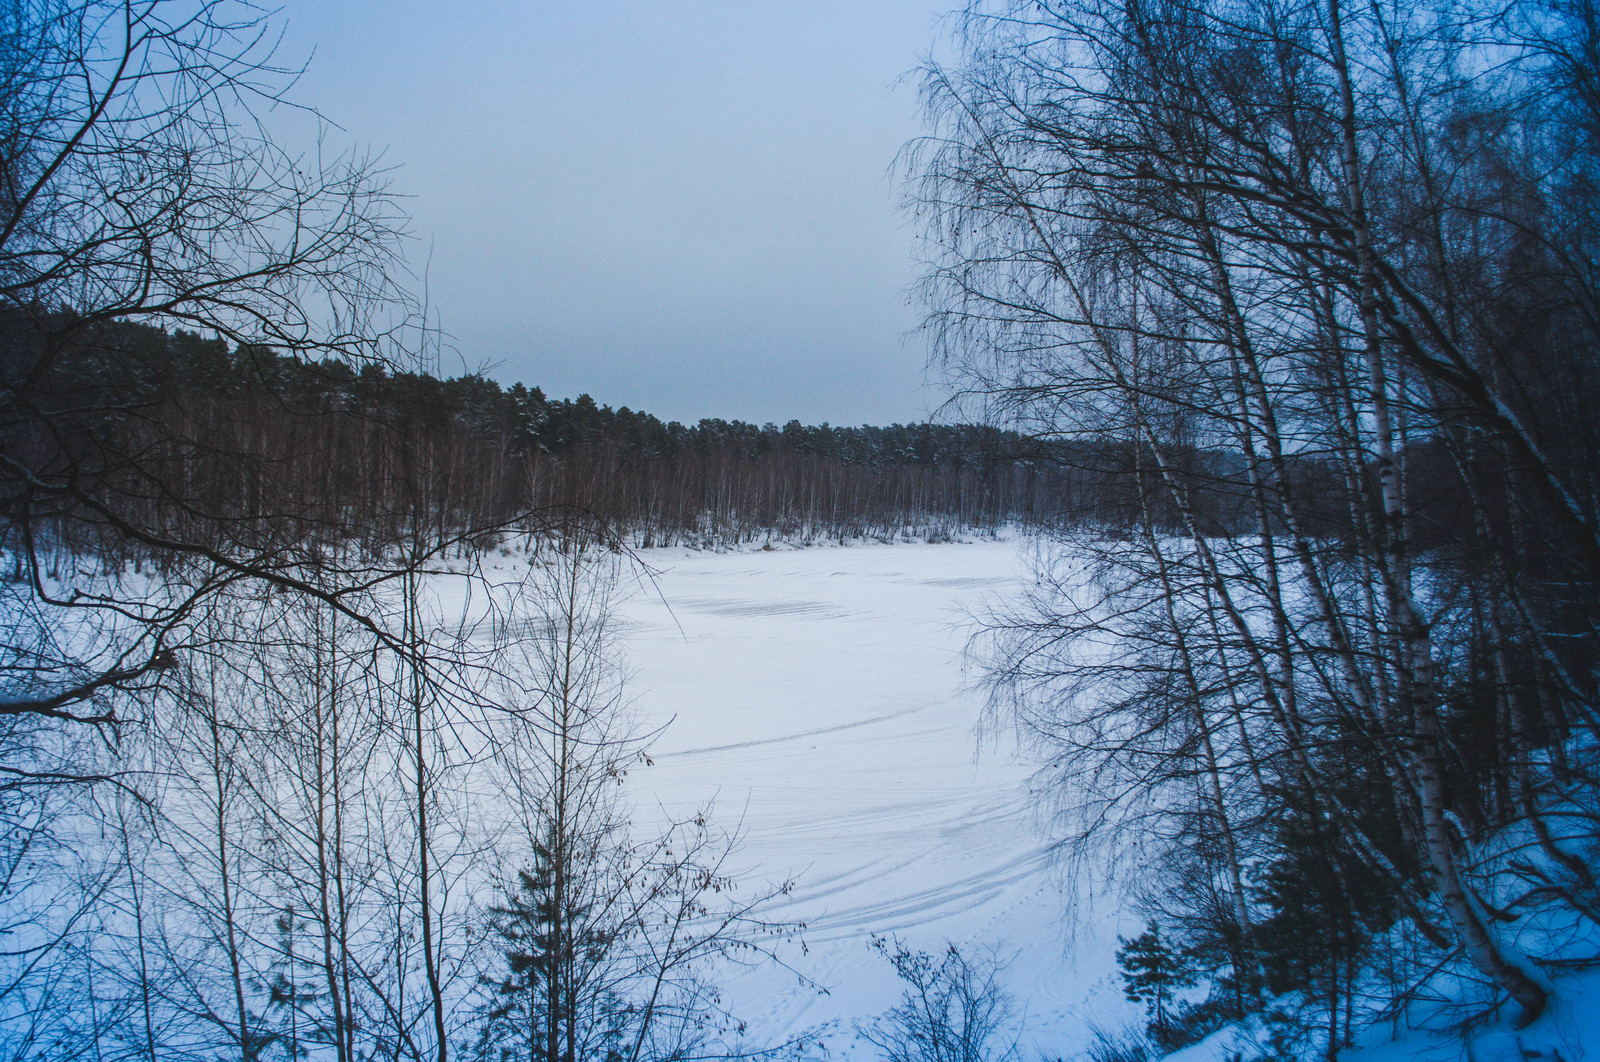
[6,310,1282,559]
[1,311,1057,553]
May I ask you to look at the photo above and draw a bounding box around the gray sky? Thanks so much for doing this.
[278,1,958,426]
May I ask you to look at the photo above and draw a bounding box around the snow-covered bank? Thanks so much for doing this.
[1160,964,1600,1062]
[607,539,1145,1058]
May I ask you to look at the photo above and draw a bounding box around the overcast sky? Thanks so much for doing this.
[277,2,958,426]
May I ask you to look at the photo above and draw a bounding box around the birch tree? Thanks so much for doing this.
[914,0,1600,1029]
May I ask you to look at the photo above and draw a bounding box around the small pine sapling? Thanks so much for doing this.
[1116,922,1194,1047]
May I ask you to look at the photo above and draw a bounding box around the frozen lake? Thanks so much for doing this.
[613,538,1144,1057]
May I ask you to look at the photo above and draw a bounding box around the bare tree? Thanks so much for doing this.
[912,0,1600,1031]
[857,938,1019,1062]
[0,0,412,728]
[476,521,804,1062]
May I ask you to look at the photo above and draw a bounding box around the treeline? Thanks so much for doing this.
[5,312,1256,555]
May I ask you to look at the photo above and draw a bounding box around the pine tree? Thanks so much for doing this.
[1253,801,1395,1057]
[1116,922,1193,1044]
[484,830,616,1062]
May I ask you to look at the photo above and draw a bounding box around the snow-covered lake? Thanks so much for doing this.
[613,538,1144,1057]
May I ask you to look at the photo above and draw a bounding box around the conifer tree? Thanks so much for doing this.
[1116,922,1193,1045]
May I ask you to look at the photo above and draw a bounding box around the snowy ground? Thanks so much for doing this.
[460,534,1600,1062]
[609,538,1146,1059]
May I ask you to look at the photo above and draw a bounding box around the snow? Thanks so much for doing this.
[26,532,1597,1060]
[605,539,1147,1058]
[1337,966,1600,1062]
[600,538,1600,1061]
[1158,965,1600,1062]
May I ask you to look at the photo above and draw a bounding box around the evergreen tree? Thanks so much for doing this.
[482,830,621,1062]
[1253,802,1395,1056]
[1116,922,1193,1045]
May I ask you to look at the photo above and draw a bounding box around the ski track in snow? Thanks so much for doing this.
[602,539,1145,1058]
[652,703,932,757]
